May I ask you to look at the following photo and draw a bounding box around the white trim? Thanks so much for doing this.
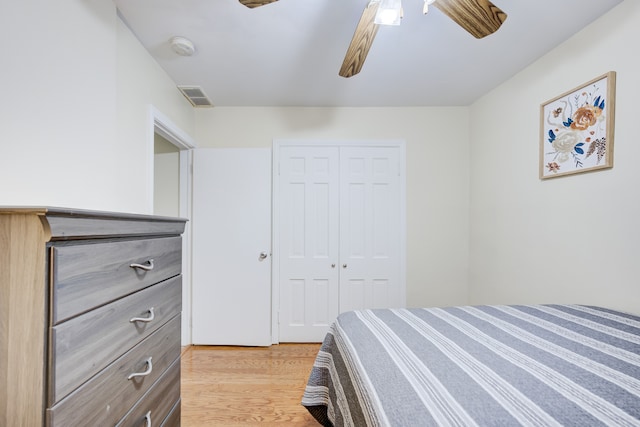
[271,139,407,344]
[271,143,282,344]
[151,106,196,150]
[273,139,405,148]
[148,105,196,346]
[398,141,407,308]
[178,149,194,346]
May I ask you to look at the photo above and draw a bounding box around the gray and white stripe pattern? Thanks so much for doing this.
[302,305,640,427]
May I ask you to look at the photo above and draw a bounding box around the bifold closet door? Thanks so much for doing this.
[339,147,403,313]
[277,144,405,343]
[277,146,340,343]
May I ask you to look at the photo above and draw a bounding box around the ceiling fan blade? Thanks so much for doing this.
[339,1,380,78]
[433,0,507,39]
[239,0,278,8]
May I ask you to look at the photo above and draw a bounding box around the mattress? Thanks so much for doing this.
[302,305,640,426]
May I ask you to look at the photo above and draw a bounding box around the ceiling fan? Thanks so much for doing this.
[238,0,507,78]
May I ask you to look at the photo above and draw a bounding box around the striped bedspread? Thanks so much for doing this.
[302,305,640,426]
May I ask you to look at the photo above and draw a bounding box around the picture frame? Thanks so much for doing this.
[539,71,616,179]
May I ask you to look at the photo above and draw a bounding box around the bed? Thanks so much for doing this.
[302,305,640,426]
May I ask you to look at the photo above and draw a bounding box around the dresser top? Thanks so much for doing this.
[0,206,187,221]
[0,206,187,240]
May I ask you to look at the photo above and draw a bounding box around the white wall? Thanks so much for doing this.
[195,107,471,308]
[116,18,195,213]
[0,1,195,214]
[154,135,181,217]
[469,1,640,314]
[1,0,118,209]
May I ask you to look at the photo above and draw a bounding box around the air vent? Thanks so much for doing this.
[177,85,214,108]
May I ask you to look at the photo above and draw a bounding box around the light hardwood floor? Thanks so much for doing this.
[181,344,322,426]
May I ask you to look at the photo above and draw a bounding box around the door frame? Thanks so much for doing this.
[148,105,196,345]
[271,139,407,344]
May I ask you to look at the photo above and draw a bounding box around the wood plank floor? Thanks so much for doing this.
[181,344,322,426]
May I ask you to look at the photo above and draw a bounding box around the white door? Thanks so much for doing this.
[191,148,272,346]
[339,147,403,312]
[277,146,340,342]
[276,142,405,342]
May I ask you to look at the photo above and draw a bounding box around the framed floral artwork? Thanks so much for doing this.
[540,71,616,179]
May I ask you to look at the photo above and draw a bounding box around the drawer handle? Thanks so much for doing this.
[144,410,152,427]
[128,357,153,380]
[130,259,155,271]
[130,307,155,323]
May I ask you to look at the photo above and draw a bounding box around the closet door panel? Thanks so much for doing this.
[339,146,403,313]
[278,146,340,342]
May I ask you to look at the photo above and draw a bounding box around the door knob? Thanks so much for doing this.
[342,264,347,268]
[258,252,268,261]
[331,264,336,268]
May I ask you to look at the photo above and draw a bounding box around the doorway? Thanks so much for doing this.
[154,134,180,217]
[149,106,196,346]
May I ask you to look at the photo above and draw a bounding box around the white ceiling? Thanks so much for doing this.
[114,0,623,107]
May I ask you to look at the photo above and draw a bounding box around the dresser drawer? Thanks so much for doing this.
[117,357,181,427]
[49,276,182,403]
[51,236,182,324]
[162,400,181,427]
[47,315,181,426]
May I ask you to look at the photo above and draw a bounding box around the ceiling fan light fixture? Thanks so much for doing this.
[374,0,402,26]
[423,0,436,14]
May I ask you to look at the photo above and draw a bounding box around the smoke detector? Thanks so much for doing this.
[170,36,195,56]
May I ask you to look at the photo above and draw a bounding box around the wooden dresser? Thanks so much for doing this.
[0,207,187,426]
